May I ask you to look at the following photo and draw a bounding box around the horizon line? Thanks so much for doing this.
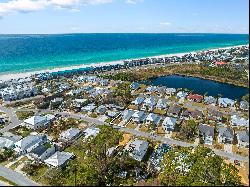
[0,32,249,35]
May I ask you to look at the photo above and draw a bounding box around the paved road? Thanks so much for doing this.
[0,106,23,133]
[55,110,249,162]
[0,166,40,186]
[1,107,249,163]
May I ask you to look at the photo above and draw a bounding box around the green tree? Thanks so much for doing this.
[177,120,198,142]
[242,94,249,102]
[159,146,242,186]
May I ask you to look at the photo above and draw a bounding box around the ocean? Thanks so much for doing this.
[0,33,248,75]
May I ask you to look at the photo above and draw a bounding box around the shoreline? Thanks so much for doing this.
[0,44,248,82]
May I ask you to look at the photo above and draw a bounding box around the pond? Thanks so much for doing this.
[143,75,249,100]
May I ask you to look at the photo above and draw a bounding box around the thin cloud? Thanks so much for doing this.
[125,0,143,5]
[0,0,113,17]
[160,22,171,26]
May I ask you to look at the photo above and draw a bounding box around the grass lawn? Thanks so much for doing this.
[119,134,133,146]
[127,105,138,110]
[232,145,249,157]
[105,118,112,123]
[153,109,166,115]
[10,156,28,170]
[126,121,137,129]
[10,126,32,137]
[139,125,150,133]
[29,164,49,184]
[112,117,122,125]
[156,125,165,136]
[213,143,224,150]
[89,113,98,118]
[65,142,85,163]
[15,111,35,120]
[0,176,17,186]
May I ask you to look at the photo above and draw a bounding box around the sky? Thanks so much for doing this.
[0,0,249,34]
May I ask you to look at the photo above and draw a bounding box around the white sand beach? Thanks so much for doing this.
[0,44,248,82]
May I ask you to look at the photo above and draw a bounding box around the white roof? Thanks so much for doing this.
[44,151,73,167]
[162,117,177,126]
[83,127,100,139]
[24,115,47,126]
[59,128,81,140]
[0,137,16,149]
[124,139,149,161]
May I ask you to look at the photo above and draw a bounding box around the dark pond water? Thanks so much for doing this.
[144,75,249,100]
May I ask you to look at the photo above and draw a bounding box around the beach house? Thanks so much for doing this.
[155,98,168,110]
[44,151,74,167]
[122,109,135,123]
[132,97,145,106]
[204,96,217,106]
[231,115,249,128]
[162,117,177,133]
[165,88,176,97]
[124,139,149,161]
[59,128,81,142]
[218,98,235,108]
[240,101,249,111]
[236,131,249,148]
[187,94,203,103]
[132,110,146,124]
[218,127,234,144]
[24,114,55,130]
[83,127,100,140]
[14,134,48,155]
[145,113,162,127]
[198,124,215,145]
[167,105,182,118]
[142,96,157,111]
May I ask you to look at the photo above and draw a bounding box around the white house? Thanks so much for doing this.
[132,110,146,124]
[122,110,135,123]
[131,97,145,106]
[142,96,157,111]
[218,98,235,108]
[176,91,188,99]
[218,127,234,144]
[155,98,168,110]
[146,113,161,126]
[14,134,48,155]
[162,117,177,133]
[0,135,21,149]
[59,128,81,141]
[240,101,249,111]
[231,115,249,128]
[24,114,54,130]
[83,127,100,140]
[0,83,37,102]
[165,88,176,96]
[124,139,149,161]
[236,131,249,148]
[44,151,74,167]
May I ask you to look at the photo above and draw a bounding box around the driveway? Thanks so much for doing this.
[224,143,233,153]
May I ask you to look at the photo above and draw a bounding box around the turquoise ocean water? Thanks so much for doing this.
[0,33,248,75]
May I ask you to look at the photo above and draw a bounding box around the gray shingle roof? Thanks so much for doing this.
[199,124,214,137]
[218,127,234,139]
